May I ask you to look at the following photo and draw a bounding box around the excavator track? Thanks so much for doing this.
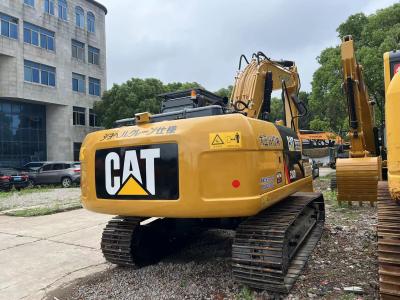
[378,181,400,299]
[101,216,143,267]
[232,192,325,293]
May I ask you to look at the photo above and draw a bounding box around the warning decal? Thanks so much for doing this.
[209,131,242,150]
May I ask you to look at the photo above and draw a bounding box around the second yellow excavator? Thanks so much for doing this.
[79,52,324,293]
[336,36,382,205]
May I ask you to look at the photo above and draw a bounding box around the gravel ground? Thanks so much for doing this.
[0,187,81,212]
[49,176,378,300]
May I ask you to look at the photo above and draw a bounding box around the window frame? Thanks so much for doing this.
[24,0,35,7]
[88,77,101,96]
[75,6,84,28]
[0,13,18,40]
[23,22,55,51]
[58,0,68,21]
[73,106,86,126]
[72,73,85,93]
[88,46,100,65]
[44,0,55,15]
[89,109,100,127]
[71,39,85,61]
[24,60,56,87]
[87,12,95,33]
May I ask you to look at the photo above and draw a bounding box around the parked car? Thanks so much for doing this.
[29,162,80,188]
[22,162,46,171]
[0,168,29,191]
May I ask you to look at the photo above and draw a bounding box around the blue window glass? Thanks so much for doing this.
[24,0,35,7]
[1,20,9,37]
[75,6,84,28]
[32,68,40,83]
[24,66,32,82]
[87,12,95,33]
[10,23,17,39]
[41,70,49,85]
[24,60,56,87]
[89,77,101,96]
[0,13,18,40]
[58,0,67,20]
[72,39,85,61]
[44,0,55,15]
[0,99,47,167]
[31,30,39,46]
[23,22,55,51]
[72,73,85,93]
[24,28,31,43]
[49,72,56,86]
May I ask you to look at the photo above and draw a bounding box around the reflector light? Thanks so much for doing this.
[394,63,400,75]
[232,180,240,188]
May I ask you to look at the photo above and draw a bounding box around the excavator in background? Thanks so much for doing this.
[336,36,382,205]
[378,50,400,299]
[79,52,325,293]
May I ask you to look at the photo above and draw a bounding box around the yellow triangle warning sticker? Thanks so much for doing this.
[117,176,148,196]
[212,134,224,146]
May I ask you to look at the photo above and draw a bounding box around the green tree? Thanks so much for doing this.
[94,78,201,128]
[311,3,400,131]
[214,85,233,98]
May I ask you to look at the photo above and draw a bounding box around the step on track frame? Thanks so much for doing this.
[231,192,325,294]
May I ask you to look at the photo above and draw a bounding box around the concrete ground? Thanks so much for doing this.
[319,167,335,177]
[0,209,112,300]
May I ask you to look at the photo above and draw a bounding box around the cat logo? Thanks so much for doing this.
[105,149,160,196]
[95,144,179,200]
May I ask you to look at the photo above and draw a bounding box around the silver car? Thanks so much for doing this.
[29,162,80,188]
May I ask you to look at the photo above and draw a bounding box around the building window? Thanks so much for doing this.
[24,22,55,51]
[87,12,95,33]
[24,60,56,87]
[89,77,100,96]
[0,13,18,39]
[24,0,35,7]
[71,39,84,61]
[73,107,85,126]
[58,0,67,20]
[88,46,99,65]
[89,109,99,127]
[75,6,84,28]
[72,73,85,93]
[44,0,55,15]
[0,100,46,167]
[73,143,82,161]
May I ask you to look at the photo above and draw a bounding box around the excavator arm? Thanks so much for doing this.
[341,35,378,157]
[336,36,381,204]
[230,52,303,132]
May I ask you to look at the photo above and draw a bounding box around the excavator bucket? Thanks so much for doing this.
[336,156,381,205]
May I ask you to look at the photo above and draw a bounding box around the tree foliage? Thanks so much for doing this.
[310,3,400,131]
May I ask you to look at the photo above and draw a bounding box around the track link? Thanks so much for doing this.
[101,216,142,267]
[378,181,400,299]
[232,192,325,293]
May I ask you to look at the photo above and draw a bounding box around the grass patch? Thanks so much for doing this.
[4,203,82,217]
[237,287,254,300]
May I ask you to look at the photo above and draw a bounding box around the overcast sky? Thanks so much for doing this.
[100,0,399,92]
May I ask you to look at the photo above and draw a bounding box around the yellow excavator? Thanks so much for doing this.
[80,52,325,293]
[378,50,400,299]
[336,36,382,205]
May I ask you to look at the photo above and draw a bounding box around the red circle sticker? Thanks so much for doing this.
[394,63,400,75]
[232,180,240,188]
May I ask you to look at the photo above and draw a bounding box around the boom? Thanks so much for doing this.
[230,53,303,133]
[341,35,378,157]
